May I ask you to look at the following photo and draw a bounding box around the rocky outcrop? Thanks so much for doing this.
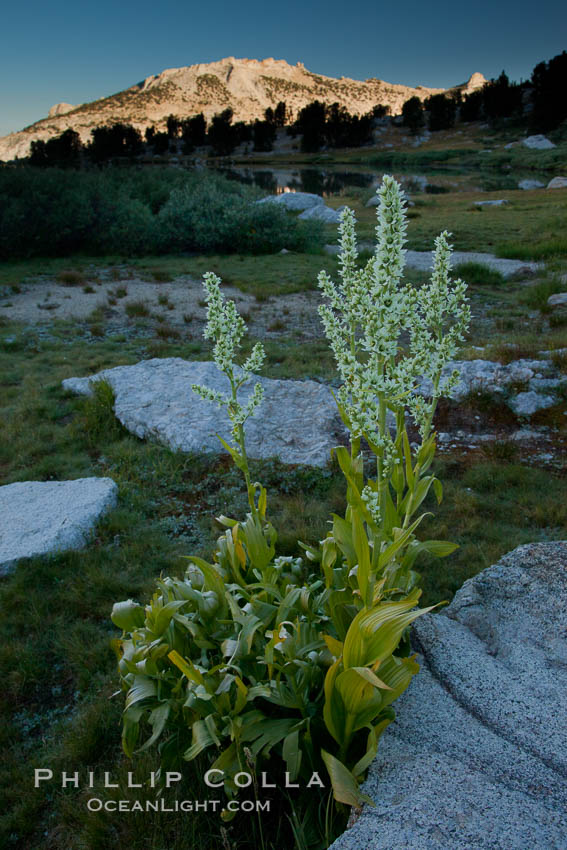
[47,102,76,117]
[330,542,567,850]
[420,357,566,413]
[0,57,481,160]
[461,71,487,92]
[0,478,118,574]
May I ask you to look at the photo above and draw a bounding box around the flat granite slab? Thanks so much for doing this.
[329,542,567,850]
[63,359,343,467]
[0,478,118,575]
[323,246,542,279]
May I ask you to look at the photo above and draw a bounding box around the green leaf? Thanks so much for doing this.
[377,655,420,708]
[402,430,414,488]
[433,477,443,504]
[377,515,425,570]
[331,514,357,566]
[149,600,187,637]
[216,514,238,527]
[240,512,275,570]
[323,659,345,744]
[121,705,144,757]
[136,701,170,753]
[216,434,246,472]
[383,489,400,535]
[189,558,228,620]
[342,589,435,669]
[111,599,145,632]
[421,539,458,558]
[244,717,299,756]
[350,666,392,691]
[408,475,436,514]
[321,750,374,807]
[283,730,302,781]
[257,484,267,517]
[183,718,220,761]
[323,634,344,659]
[352,508,371,606]
[351,716,392,778]
[276,588,302,625]
[125,676,158,710]
[335,669,382,724]
[168,650,205,685]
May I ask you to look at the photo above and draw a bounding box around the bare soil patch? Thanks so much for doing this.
[0,272,324,339]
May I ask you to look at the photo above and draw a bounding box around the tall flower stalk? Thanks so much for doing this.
[316,175,470,597]
[191,272,266,512]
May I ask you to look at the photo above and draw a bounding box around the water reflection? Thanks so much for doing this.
[212,166,379,197]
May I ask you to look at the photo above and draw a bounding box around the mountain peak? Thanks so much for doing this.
[463,72,488,91]
[0,57,482,160]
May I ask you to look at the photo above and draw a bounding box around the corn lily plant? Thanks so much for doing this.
[111,176,470,841]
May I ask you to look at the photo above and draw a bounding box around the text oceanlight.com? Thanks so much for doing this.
[86,798,270,813]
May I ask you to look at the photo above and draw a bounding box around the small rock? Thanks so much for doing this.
[509,391,556,416]
[518,179,545,190]
[536,452,554,463]
[539,347,567,358]
[530,377,566,392]
[547,176,567,190]
[510,428,542,441]
[0,478,118,575]
[256,192,324,211]
[522,134,556,150]
[474,199,508,206]
[298,205,342,223]
[547,292,567,309]
[403,175,428,192]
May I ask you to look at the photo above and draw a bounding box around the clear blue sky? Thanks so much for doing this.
[1,0,565,136]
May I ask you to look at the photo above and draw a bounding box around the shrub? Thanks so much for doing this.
[111,178,470,843]
[521,277,565,312]
[74,379,123,445]
[56,269,85,286]
[125,301,150,318]
[0,168,323,260]
[156,178,322,255]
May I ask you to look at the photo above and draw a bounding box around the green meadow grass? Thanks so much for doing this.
[326,187,567,259]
